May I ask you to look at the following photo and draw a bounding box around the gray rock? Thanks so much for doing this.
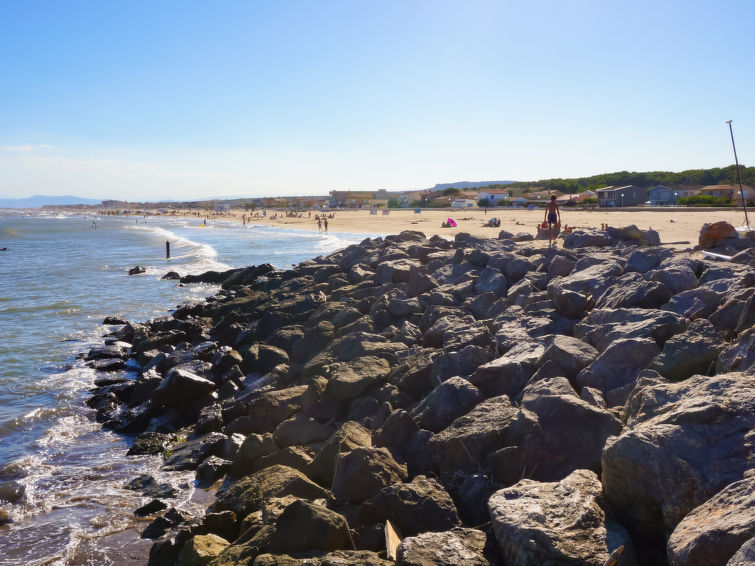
[324,356,392,402]
[231,432,278,478]
[488,469,635,566]
[602,373,755,552]
[409,376,484,433]
[359,475,460,537]
[548,287,595,318]
[597,272,672,309]
[728,538,755,566]
[563,229,613,249]
[396,527,488,566]
[421,315,491,351]
[267,499,349,554]
[536,335,599,379]
[429,345,493,383]
[667,476,755,566]
[246,385,308,434]
[426,395,525,478]
[332,446,407,503]
[310,421,372,486]
[647,265,699,295]
[575,307,687,352]
[650,319,723,380]
[716,327,755,374]
[272,414,333,448]
[197,455,232,486]
[576,337,660,405]
[163,432,226,471]
[519,378,622,480]
[468,341,545,399]
[213,465,331,518]
[151,368,216,408]
[548,260,624,301]
[388,348,439,398]
[662,287,723,320]
[474,266,508,297]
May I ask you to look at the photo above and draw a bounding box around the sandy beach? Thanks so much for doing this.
[215,207,751,252]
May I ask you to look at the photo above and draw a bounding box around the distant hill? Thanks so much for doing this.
[0,195,102,208]
[428,181,514,192]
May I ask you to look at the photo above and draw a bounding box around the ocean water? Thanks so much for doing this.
[0,212,376,565]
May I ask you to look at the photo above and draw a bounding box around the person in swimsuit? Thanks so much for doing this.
[544,194,561,245]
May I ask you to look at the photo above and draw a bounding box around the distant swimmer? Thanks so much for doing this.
[0,247,7,251]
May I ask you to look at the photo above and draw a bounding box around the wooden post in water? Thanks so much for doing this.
[166,241,170,259]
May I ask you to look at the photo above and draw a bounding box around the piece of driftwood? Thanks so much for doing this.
[603,545,624,566]
[385,519,402,560]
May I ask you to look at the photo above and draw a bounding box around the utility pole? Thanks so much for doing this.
[726,120,750,229]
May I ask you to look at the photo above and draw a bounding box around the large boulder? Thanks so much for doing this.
[331,447,407,503]
[662,287,723,320]
[575,308,687,352]
[647,265,699,295]
[324,356,392,402]
[421,315,491,351]
[488,469,636,566]
[699,221,738,249]
[474,266,508,297]
[409,376,483,433]
[518,378,622,481]
[213,465,331,518]
[176,533,230,565]
[246,386,308,434]
[650,319,723,381]
[667,476,755,566]
[162,432,226,471]
[395,528,488,566]
[151,368,216,407]
[359,475,460,537]
[562,229,613,249]
[716,327,755,374]
[310,421,372,486]
[576,337,660,406]
[728,538,755,566]
[388,348,439,399]
[266,499,350,554]
[426,395,526,479]
[271,414,333,448]
[468,341,545,400]
[303,332,406,378]
[602,373,755,558]
[536,335,599,380]
[596,273,672,309]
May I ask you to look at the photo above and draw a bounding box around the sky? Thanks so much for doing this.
[1,0,754,202]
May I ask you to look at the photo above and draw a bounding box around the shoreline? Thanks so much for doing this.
[111,206,752,252]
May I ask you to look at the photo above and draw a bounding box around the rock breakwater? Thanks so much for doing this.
[85,226,754,565]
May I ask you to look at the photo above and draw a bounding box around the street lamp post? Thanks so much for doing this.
[674,192,678,206]
[726,120,750,229]
[621,193,625,208]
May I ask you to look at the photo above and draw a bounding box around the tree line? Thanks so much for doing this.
[492,165,755,195]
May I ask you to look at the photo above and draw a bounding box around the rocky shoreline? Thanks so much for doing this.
[85,225,755,566]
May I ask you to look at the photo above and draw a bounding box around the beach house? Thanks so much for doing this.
[596,185,647,207]
[700,184,755,202]
[477,189,511,206]
[647,185,675,205]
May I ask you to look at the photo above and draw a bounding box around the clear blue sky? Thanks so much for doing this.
[1,0,754,201]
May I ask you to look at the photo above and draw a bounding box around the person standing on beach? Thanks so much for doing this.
[544,194,561,245]
[323,217,328,231]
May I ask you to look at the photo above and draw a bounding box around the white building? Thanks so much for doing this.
[477,189,511,206]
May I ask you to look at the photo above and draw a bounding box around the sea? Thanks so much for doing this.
[0,211,377,565]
